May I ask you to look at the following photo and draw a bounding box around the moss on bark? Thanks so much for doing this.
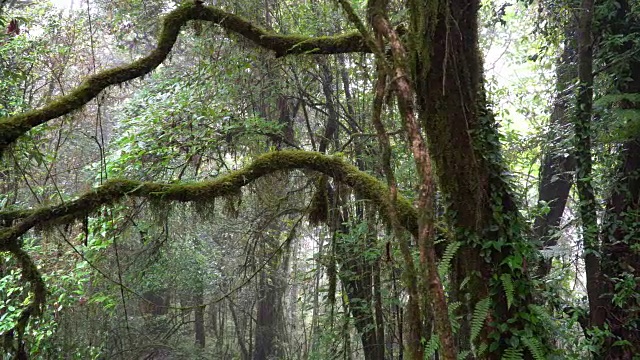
[0,150,419,346]
[0,150,417,249]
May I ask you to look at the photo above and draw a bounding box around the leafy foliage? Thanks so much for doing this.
[522,336,546,360]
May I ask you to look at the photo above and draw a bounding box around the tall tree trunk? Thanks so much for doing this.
[574,0,607,344]
[409,0,548,356]
[253,271,280,360]
[229,298,250,360]
[333,207,384,360]
[591,2,640,356]
[252,218,289,360]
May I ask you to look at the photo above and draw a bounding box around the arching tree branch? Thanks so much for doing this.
[0,1,370,155]
[0,150,417,249]
[0,151,417,338]
[0,150,417,346]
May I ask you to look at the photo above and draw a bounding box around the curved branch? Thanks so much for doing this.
[0,150,417,249]
[0,151,416,342]
[0,1,370,154]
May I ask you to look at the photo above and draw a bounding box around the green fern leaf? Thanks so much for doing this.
[423,336,439,357]
[438,241,462,276]
[470,297,491,343]
[500,273,515,310]
[501,347,524,360]
[527,304,552,324]
[475,342,488,356]
[457,350,471,360]
[522,337,545,360]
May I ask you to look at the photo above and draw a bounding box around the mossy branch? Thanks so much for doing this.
[0,1,371,154]
[0,151,416,335]
[0,150,417,249]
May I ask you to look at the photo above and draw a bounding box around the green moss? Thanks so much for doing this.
[0,149,422,343]
[0,151,418,248]
[308,176,329,225]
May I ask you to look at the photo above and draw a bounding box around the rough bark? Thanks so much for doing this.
[195,292,206,348]
[229,299,250,360]
[574,0,606,343]
[361,0,456,356]
[253,271,282,360]
[598,139,640,358]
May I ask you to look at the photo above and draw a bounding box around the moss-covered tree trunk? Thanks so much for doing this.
[591,2,640,357]
[410,0,546,356]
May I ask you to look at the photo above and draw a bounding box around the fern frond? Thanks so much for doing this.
[457,350,471,360]
[475,342,488,356]
[500,273,515,310]
[448,301,462,332]
[522,337,545,360]
[438,240,462,276]
[423,336,439,357]
[501,347,524,360]
[527,304,552,324]
[470,297,491,343]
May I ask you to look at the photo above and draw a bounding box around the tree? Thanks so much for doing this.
[6,0,638,358]
[0,2,540,358]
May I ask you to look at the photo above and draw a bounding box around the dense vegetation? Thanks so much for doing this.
[0,0,638,359]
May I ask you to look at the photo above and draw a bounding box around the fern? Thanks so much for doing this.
[501,348,524,360]
[475,343,488,356]
[522,337,545,360]
[423,336,439,358]
[448,301,462,313]
[470,297,491,343]
[459,275,471,290]
[438,240,462,276]
[500,273,515,310]
[448,301,462,331]
[457,350,471,360]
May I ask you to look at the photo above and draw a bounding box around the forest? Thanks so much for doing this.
[0,0,639,358]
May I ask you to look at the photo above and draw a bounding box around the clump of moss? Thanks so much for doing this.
[308,176,329,226]
[221,192,242,219]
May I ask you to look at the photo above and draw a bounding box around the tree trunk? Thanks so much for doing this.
[229,298,250,360]
[334,212,384,360]
[253,271,280,360]
[410,0,546,356]
[587,0,640,357]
